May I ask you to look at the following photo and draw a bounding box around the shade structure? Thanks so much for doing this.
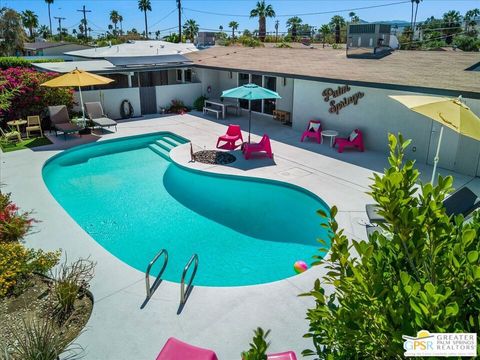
[221,83,281,143]
[41,68,114,121]
[390,95,480,183]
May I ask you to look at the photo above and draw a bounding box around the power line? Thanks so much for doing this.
[77,5,92,37]
[149,8,177,28]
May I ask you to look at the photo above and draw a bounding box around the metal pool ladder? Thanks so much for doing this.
[180,254,198,306]
[145,249,168,300]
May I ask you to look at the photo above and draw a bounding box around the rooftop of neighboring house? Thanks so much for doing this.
[24,41,92,51]
[65,40,198,59]
[186,46,480,96]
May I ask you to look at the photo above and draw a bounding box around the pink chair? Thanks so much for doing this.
[156,338,218,360]
[243,134,273,160]
[301,120,322,143]
[216,124,243,150]
[334,129,365,153]
[268,351,298,360]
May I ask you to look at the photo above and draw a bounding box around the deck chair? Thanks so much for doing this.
[48,105,83,140]
[26,115,43,138]
[216,124,243,150]
[334,129,365,153]
[301,120,322,143]
[0,127,21,143]
[84,102,117,132]
[268,351,298,360]
[243,134,273,160]
[156,338,218,360]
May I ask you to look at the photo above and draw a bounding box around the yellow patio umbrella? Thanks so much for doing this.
[41,68,114,121]
[390,95,480,183]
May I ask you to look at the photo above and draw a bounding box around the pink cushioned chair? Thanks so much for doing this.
[243,134,273,160]
[156,338,218,360]
[334,129,365,153]
[268,351,298,360]
[301,120,322,143]
[216,124,243,150]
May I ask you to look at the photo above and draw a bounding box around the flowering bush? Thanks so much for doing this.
[167,99,188,114]
[0,191,34,243]
[0,242,60,297]
[0,67,74,120]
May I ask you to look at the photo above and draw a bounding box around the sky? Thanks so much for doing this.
[4,0,479,37]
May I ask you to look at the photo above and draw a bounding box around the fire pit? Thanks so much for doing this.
[193,150,236,165]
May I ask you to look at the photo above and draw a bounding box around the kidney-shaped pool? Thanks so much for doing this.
[42,132,331,286]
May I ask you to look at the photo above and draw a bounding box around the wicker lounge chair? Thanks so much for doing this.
[84,102,117,132]
[48,105,83,140]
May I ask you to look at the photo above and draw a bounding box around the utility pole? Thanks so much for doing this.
[177,0,182,43]
[77,5,92,38]
[54,16,66,40]
[275,20,279,42]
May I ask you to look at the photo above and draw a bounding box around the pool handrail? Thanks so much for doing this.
[180,254,198,306]
[145,249,169,300]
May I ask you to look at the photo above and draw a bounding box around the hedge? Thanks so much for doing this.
[0,57,64,70]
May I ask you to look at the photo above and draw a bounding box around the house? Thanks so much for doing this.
[22,41,92,57]
[195,32,216,48]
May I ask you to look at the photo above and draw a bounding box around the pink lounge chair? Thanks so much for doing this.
[243,134,273,160]
[300,120,322,143]
[216,124,243,150]
[334,129,365,153]
[267,351,298,360]
[156,338,218,360]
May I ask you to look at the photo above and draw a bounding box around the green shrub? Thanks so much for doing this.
[0,242,60,297]
[0,57,64,70]
[276,42,291,48]
[241,328,270,360]
[239,36,263,48]
[193,95,208,111]
[52,258,95,316]
[453,35,480,52]
[302,134,480,358]
[0,191,34,243]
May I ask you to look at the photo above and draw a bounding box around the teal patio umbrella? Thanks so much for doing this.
[221,83,281,143]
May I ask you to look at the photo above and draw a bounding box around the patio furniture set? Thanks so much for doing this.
[300,119,365,153]
[0,116,44,143]
[203,99,240,120]
[216,124,273,160]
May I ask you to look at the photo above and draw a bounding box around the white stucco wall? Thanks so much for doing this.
[276,77,294,114]
[155,83,203,108]
[73,88,141,120]
[195,68,220,97]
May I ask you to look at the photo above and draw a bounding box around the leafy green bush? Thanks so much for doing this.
[241,328,270,360]
[0,191,34,243]
[193,96,208,111]
[453,35,480,52]
[239,36,263,48]
[0,242,60,297]
[276,42,292,48]
[0,57,64,70]
[302,134,480,358]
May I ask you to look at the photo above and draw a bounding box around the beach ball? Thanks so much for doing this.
[294,260,308,274]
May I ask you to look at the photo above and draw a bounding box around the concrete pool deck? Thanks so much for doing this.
[1,112,479,359]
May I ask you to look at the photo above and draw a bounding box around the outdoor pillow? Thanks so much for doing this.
[309,122,321,132]
[349,130,358,142]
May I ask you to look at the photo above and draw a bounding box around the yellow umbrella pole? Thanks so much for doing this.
[78,86,86,122]
[431,124,444,184]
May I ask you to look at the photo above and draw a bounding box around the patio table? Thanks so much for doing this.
[204,99,239,118]
[321,130,339,147]
[7,120,27,137]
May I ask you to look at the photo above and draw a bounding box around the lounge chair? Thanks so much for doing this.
[243,134,273,160]
[156,337,218,360]
[0,127,21,143]
[366,186,480,224]
[334,129,365,153]
[84,102,117,132]
[301,120,322,143]
[48,105,83,140]
[268,351,298,360]
[216,124,243,150]
[26,115,43,138]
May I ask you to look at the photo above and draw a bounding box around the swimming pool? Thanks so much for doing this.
[43,132,331,286]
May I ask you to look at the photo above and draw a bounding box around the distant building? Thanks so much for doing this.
[22,41,92,57]
[195,32,216,48]
[346,23,393,59]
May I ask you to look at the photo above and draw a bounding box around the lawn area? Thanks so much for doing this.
[0,137,52,153]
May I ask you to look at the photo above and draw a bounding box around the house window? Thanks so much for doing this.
[263,76,276,115]
[250,74,262,113]
[176,69,183,82]
[184,69,192,83]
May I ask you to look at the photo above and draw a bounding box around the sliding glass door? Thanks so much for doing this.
[237,73,277,115]
[263,76,276,115]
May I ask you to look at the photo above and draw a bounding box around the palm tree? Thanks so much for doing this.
[286,16,302,40]
[329,15,346,43]
[119,15,124,35]
[228,21,239,39]
[319,24,332,47]
[110,10,120,36]
[21,10,39,39]
[138,0,152,39]
[45,0,54,35]
[442,10,462,44]
[38,24,50,38]
[464,8,480,33]
[349,12,356,22]
[183,19,199,43]
[250,0,275,42]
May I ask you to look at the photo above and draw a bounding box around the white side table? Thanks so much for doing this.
[321,130,339,147]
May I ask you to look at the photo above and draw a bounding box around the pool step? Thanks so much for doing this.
[160,137,181,148]
[164,136,186,146]
[155,139,175,151]
[148,144,170,160]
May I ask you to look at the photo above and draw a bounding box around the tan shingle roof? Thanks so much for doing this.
[186,47,480,96]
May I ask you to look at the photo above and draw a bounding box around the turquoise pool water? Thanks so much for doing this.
[43,132,331,286]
